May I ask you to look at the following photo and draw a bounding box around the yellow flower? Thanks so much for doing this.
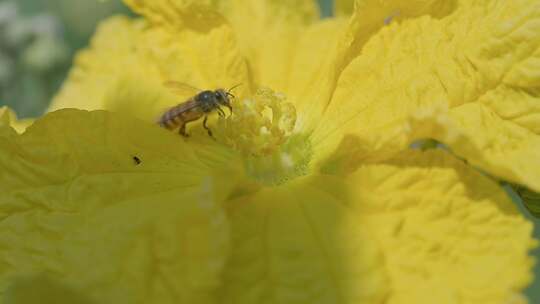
[1,0,538,303]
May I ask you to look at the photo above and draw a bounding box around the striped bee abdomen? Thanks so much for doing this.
[158,99,202,130]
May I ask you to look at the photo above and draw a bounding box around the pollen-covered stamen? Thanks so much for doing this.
[216,88,310,186]
[218,88,297,156]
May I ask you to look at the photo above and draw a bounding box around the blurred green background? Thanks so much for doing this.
[0,0,538,301]
[0,0,130,117]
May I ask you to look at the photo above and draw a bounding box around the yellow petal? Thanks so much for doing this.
[336,0,456,78]
[337,0,455,17]
[335,0,354,16]
[220,176,389,304]
[216,0,319,92]
[124,0,251,92]
[0,107,33,134]
[48,16,149,112]
[0,109,240,303]
[49,6,250,130]
[47,15,175,123]
[4,275,95,304]
[344,150,535,304]
[123,0,218,26]
[313,0,540,192]
[287,18,348,132]
[291,0,456,133]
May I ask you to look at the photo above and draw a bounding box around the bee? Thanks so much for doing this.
[158,82,239,137]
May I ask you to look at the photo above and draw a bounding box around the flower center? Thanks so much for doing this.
[217,88,312,186]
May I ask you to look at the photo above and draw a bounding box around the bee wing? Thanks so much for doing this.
[163,81,201,97]
[173,99,201,112]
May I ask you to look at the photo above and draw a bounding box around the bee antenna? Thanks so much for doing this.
[228,83,242,94]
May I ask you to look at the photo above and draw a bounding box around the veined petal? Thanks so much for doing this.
[47,17,150,113]
[287,18,348,132]
[342,150,535,304]
[124,0,316,30]
[336,0,457,85]
[124,0,318,92]
[336,0,455,23]
[313,0,540,192]
[216,0,319,92]
[220,0,319,25]
[220,176,389,304]
[49,4,250,130]
[292,0,457,133]
[124,0,251,93]
[123,0,218,27]
[0,110,240,303]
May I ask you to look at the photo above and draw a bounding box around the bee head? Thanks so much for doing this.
[215,85,239,115]
[215,89,231,106]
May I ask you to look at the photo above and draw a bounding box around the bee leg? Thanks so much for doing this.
[203,116,214,138]
[179,124,189,137]
[217,107,226,118]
